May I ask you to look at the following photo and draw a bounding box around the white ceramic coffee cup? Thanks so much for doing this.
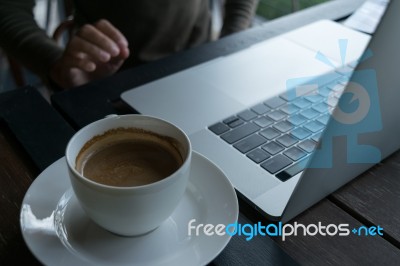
[66,115,191,236]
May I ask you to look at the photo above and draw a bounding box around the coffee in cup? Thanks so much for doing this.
[75,127,183,187]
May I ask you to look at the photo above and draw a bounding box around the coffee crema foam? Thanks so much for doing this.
[75,128,183,187]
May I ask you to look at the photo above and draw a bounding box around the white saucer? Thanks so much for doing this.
[20,152,238,266]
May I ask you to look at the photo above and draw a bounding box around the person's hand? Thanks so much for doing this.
[49,19,130,89]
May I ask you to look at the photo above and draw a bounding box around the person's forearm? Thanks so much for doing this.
[0,0,63,78]
[221,0,259,37]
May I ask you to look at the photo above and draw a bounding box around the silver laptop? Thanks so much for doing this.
[122,1,400,222]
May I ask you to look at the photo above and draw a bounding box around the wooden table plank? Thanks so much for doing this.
[214,213,298,266]
[236,192,400,265]
[275,200,400,265]
[331,150,400,246]
[0,122,41,265]
[0,87,75,171]
[0,87,76,265]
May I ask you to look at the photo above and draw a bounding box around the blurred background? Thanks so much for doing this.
[0,0,329,94]
[257,0,329,20]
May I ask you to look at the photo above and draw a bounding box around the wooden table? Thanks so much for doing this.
[1,1,400,265]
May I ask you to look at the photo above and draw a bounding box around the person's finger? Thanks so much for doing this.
[77,24,120,57]
[61,52,96,72]
[118,46,130,60]
[94,19,128,48]
[67,35,112,63]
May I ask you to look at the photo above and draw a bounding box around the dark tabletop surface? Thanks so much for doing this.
[1,0,400,265]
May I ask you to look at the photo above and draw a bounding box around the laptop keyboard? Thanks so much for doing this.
[208,73,350,182]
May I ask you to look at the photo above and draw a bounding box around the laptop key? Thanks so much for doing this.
[276,134,298,147]
[251,103,271,115]
[281,85,317,101]
[267,110,286,121]
[209,122,230,135]
[228,118,244,128]
[247,148,271,163]
[298,139,317,153]
[290,127,312,140]
[259,128,280,140]
[238,109,258,121]
[262,141,284,155]
[234,134,267,153]
[293,98,312,109]
[280,103,300,115]
[318,86,332,97]
[304,121,325,133]
[337,75,350,85]
[312,102,330,113]
[283,147,307,161]
[317,114,330,125]
[221,123,260,144]
[300,108,319,120]
[327,82,346,92]
[311,132,322,142]
[327,97,339,107]
[223,116,238,124]
[254,117,274,128]
[276,157,310,181]
[287,114,306,126]
[304,94,324,103]
[264,97,286,109]
[261,154,292,174]
[273,120,293,133]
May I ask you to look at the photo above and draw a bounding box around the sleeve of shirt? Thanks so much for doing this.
[0,0,63,78]
[220,0,259,37]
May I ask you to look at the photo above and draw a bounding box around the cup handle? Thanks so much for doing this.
[105,114,119,119]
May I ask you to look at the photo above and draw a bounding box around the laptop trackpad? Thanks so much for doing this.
[191,37,335,107]
[122,72,245,135]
